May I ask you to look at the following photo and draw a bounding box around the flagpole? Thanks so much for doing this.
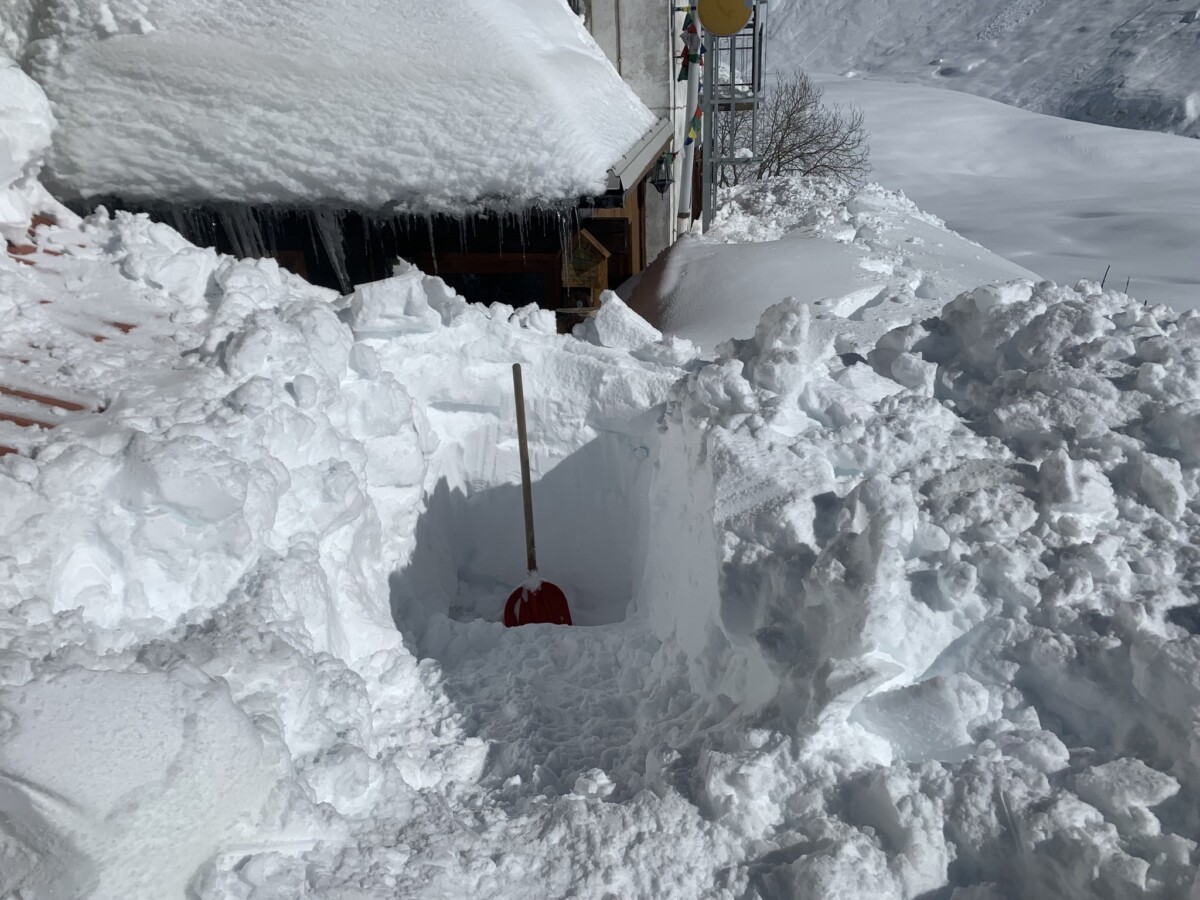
[676,3,702,238]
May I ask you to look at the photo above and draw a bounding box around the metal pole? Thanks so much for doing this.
[676,3,702,238]
[700,26,716,233]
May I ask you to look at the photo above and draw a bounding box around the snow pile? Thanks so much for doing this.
[1,164,710,894]
[771,0,1200,137]
[22,0,656,210]
[0,55,60,242]
[636,276,1200,898]
[630,177,1034,349]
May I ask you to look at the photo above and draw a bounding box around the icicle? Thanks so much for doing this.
[425,212,438,274]
[217,206,268,260]
[312,209,351,294]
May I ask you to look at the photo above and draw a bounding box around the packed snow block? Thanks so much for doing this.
[222,298,353,386]
[1037,449,1118,541]
[203,257,339,358]
[761,830,903,900]
[344,267,466,338]
[122,432,248,523]
[112,213,220,307]
[37,434,258,630]
[0,668,279,898]
[844,767,958,896]
[1147,400,1200,464]
[574,291,662,350]
[1130,449,1186,520]
[635,408,751,691]
[1074,758,1179,836]
[850,674,990,761]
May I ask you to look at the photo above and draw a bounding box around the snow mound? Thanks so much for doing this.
[0,668,280,898]
[630,178,1035,350]
[26,0,656,211]
[646,276,1200,896]
[0,55,57,241]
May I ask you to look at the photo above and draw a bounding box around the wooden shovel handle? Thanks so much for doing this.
[513,363,537,573]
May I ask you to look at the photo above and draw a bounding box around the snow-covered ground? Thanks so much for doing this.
[7,52,1200,900]
[815,76,1200,312]
[770,0,1200,137]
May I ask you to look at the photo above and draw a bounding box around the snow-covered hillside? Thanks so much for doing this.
[817,76,1200,311]
[771,0,1200,137]
[7,56,1200,900]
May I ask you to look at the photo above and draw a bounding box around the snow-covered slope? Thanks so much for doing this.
[771,0,1200,137]
[817,76,1200,312]
[8,55,1200,900]
[12,0,655,211]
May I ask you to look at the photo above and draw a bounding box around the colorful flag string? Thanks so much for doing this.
[676,11,705,82]
[684,105,702,147]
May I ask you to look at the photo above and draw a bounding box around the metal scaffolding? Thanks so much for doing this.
[700,1,769,232]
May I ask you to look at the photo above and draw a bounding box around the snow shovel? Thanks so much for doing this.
[503,363,573,627]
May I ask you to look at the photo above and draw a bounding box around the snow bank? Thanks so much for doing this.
[28,0,656,211]
[630,178,1035,350]
[0,668,281,898]
[0,55,58,241]
[637,275,1200,897]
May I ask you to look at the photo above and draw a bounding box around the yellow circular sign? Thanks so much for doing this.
[697,0,752,36]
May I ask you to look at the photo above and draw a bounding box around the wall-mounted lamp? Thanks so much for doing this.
[649,152,675,195]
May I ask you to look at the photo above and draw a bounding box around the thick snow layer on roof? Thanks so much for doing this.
[28,0,657,212]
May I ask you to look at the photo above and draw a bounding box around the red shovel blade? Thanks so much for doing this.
[503,580,573,627]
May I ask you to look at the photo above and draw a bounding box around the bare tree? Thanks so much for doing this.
[724,71,870,187]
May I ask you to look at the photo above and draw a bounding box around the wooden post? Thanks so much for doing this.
[512,363,538,574]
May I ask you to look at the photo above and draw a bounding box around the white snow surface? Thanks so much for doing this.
[771,0,1200,137]
[17,0,656,211]
[0,57,62,242]
[8,74,1200,900]
[628,177,1036,350]
[816,76,1200,312]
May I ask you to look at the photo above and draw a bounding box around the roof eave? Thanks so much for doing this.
[604,117,673,196]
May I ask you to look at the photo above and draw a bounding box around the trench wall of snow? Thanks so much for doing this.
[343,277,723,646]
[0,55,65,241]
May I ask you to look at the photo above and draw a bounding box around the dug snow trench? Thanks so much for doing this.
[347,273,765,795]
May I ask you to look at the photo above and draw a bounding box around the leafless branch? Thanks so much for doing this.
[720,70,870,187]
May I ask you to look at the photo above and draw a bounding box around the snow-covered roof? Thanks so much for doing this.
[31,0,658,213]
